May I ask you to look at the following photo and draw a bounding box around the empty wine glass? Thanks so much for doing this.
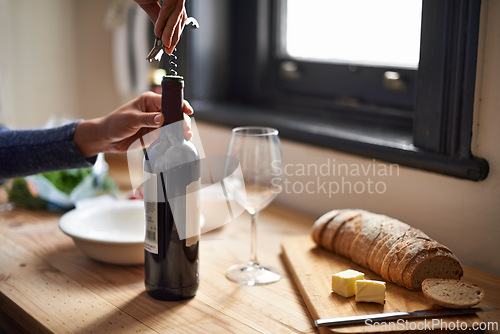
[223,126,283,285]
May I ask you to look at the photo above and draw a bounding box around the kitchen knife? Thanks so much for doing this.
[315,307,493,327]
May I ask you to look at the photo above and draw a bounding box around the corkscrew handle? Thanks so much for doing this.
[146,37,164,62]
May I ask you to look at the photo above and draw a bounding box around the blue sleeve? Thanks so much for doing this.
[0,121,97,180]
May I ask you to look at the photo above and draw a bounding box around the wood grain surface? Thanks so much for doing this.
[282,235,499,334]
[1,155,498,333]
[0,196,317,333]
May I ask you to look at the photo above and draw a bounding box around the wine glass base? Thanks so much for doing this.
[226,262,281,286]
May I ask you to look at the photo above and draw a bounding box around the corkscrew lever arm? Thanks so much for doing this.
[184,17,200,29]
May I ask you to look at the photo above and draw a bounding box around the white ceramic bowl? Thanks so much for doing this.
[59,200,146,265]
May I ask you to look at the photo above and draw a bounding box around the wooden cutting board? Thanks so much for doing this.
[281,235,481,333]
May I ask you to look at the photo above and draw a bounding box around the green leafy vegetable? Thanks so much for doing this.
[42,168,92,195]
[7,167,118,211]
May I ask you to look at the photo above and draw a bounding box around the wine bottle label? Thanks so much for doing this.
[144,170,200,251]
[144,171,158,254]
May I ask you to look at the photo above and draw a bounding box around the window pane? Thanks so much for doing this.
[283,0,422,68]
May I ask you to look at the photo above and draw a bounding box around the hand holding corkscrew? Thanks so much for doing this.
[135,0,188,55]
[146,17,199,63]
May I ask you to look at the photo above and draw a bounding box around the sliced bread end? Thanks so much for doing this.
[422,278,484,308]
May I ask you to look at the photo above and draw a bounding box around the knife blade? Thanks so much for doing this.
[315,307,493,327]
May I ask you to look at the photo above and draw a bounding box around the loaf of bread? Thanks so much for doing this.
[311,209,463,291]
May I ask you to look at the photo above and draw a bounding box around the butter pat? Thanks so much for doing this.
[332,269,365,297]
[355,280,386,305]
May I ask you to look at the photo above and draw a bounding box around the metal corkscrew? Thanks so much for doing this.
[146,36,164,62]
[146,17,200,63]
[168,49,178,75]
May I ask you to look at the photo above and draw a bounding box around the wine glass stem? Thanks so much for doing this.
[249,212,259,265]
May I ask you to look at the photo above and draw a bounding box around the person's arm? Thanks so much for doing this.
[134,0,187,54]
[0,121,96,180]
[0,92,193,180]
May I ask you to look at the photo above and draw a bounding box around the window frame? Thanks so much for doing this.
[271,0,420,113]
[177,0,488,181]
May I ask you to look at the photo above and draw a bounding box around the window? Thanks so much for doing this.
[275,0,422,112]
[282,0,422,68]
[174,0,488,181]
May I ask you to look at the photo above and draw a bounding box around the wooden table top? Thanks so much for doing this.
[0,157,499,333]
[0,195,318,333]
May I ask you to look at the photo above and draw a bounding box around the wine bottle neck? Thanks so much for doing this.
[161,76,184,125]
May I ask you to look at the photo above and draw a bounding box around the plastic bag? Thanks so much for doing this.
[7,153,118,211]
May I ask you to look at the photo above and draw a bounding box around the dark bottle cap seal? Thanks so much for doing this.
[161,75,184,125]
